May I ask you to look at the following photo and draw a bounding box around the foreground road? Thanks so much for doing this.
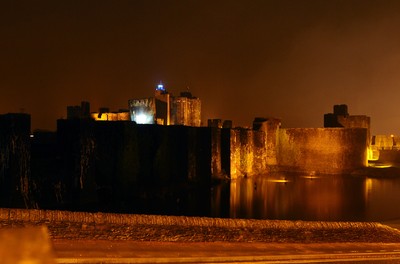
[53,240,400,263]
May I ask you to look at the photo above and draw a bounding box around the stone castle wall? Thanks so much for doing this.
[277,128,368,174]
[369,135,400,164]
[91,112,130,121]
[228,129,267,179]
[0,114,33,208]
[0,116,371,211]
[223,121,368,177]
[373,135,398,150]
[56,120,215,210]
[57,120,214,183]
[189,120,370,178]
[253,118,281,165]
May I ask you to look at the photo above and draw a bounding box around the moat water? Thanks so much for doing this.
[211,173,400,222]
[128,172,400,223]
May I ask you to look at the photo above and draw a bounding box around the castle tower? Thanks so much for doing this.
[171,89,201,127]
[154,83,170,125]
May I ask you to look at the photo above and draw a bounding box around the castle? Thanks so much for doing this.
[0,99,395,211]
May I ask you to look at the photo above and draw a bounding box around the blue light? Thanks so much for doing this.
[157,83,165,91]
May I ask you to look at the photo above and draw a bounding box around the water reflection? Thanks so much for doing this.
[212,173,400,222]
[103,173,400,222]
[364,177,400,221]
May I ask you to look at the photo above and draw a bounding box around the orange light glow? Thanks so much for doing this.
[301,175,321,179]
[368,163,392,168]
[367,147,379,161]
[267,179,290,183]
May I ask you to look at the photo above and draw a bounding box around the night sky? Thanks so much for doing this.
[1,0,400,135]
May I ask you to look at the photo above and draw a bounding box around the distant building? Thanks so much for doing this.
[222,120,233,128]
[208,119,222,128]
[0,113,31,133]
[207,119,232,128]
[67,101,91,120]
[171,91,201,127]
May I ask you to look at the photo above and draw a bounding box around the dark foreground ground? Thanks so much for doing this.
[53,240,400,263]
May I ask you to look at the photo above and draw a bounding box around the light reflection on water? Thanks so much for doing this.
[211,173,400,222]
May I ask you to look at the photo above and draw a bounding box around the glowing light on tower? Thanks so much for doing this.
[156,82,166,92]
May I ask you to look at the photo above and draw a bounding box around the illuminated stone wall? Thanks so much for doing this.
[188,98,201,127]
[231,129,254,178]
[337,115,371,146]
[372,135,395,150]
[221,124,369,177]
[336,115,370,130]
[253,118,281,165]
[224,128,267,179]
[171,97,189,125]
[171,96,201,127]
[371,135,400,164]
[210,128,222,178]
[277,128,368,174]
[91,112,130,121]
[222,118,279,179]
